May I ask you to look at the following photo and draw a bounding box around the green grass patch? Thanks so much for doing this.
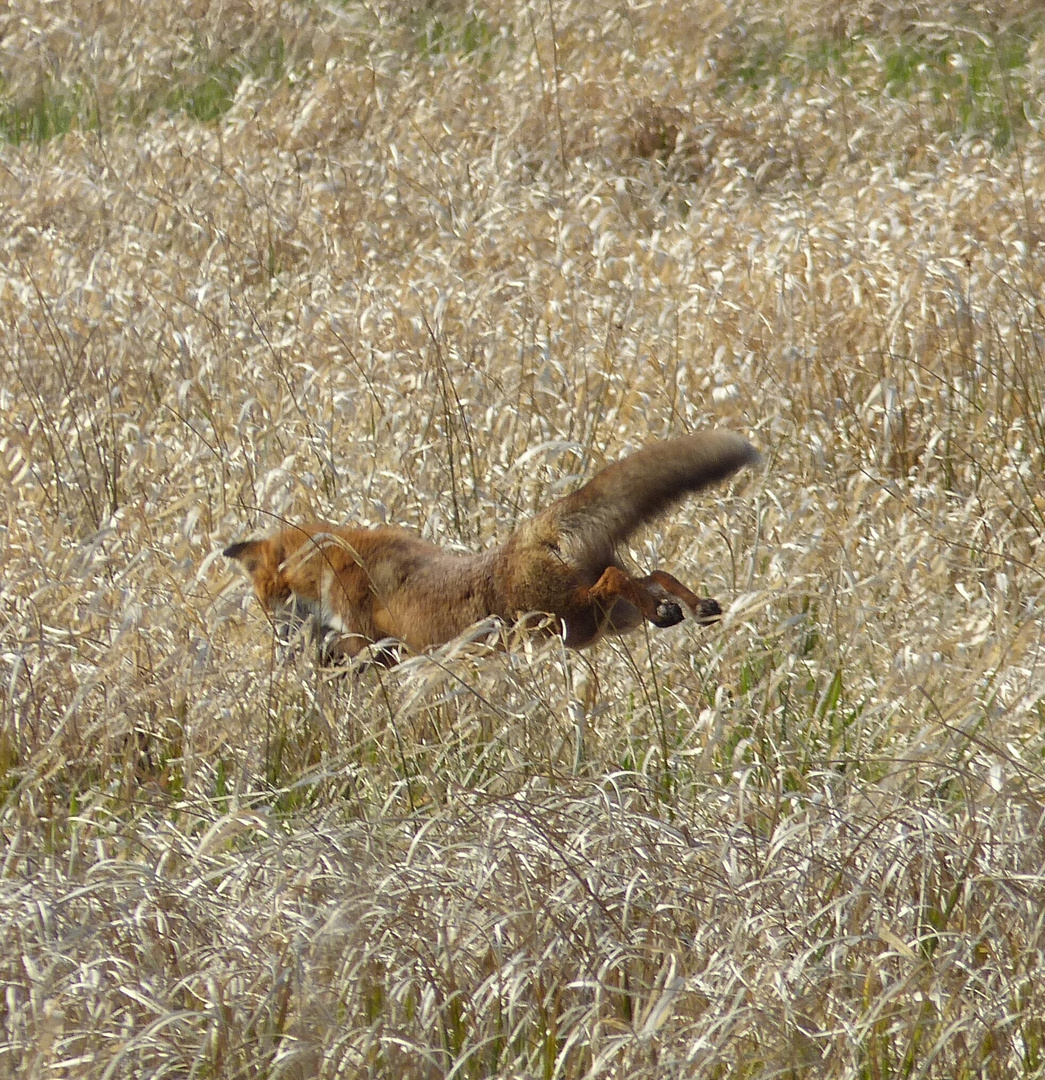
[0,78,91,144]
[0,33,291,144]
[881,25,1035,147]
[165,33,289,123]
[714,28,859,98]
[413,9,504,66]
[715,18,1042,148]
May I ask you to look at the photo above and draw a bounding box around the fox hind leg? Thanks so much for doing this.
[585,566,722,633]
[585,566,685,629]
[638,569,722,625]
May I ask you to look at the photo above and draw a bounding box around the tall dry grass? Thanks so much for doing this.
[1,0,1044,1076]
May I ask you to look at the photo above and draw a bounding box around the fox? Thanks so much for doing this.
[224,431,760,664]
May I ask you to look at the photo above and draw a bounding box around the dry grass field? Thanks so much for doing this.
[2,0,1044,1076]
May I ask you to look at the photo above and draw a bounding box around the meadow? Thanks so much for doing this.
[1,0,1044,1075]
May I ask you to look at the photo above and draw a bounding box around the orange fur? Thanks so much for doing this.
[224,431,760,663]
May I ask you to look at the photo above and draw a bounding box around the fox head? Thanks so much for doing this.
[223,536,292,612]
[224,529,356,659]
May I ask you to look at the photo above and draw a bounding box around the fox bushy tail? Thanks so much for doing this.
[537,431,760,547]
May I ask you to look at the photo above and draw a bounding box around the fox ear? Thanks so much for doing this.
[224,539,265,575]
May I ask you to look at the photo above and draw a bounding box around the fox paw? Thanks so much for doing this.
[652,599,685,628]
[693,597,722,625]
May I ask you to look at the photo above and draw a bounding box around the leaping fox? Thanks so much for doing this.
[224,431,759,663]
